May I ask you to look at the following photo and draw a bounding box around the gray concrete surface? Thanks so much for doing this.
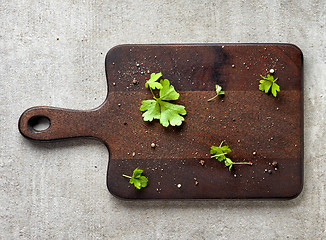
[1,0,326,239]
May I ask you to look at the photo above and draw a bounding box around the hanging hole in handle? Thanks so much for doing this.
[27,116,51,132]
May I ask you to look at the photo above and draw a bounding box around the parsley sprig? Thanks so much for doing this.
[140,72,186,127]
[259,74,280,97]
[123,168,148,189]
[207,84,224,102]
[211,141,252,171]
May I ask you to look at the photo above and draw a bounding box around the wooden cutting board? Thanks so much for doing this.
[19,44,303,199]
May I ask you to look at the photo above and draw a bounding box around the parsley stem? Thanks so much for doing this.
[122,174,132,179]
[149,87,157,99]
[233,162,251,165]
[211,153,227,158]
[207,95,218,102]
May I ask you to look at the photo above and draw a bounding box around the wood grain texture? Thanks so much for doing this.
[19,44,303,199]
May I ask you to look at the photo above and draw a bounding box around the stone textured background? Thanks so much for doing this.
[1,0,325,239]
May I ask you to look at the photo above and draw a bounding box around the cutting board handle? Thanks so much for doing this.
[18,106,99,141]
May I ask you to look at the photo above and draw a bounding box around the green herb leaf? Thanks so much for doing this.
[157,99,186,127]
[271,81,280,97]
[210,142,231,162]
[215,85,225,96]
[123,168,148,190]
[140,77,186,127]
[210,142,252,171]
[145,72,163,89]
[159,79,180,100]
[259,74,280,97]
[131,168,143,178]
[224,158,234,171]
[139,99,160,121]
[207,84,225,102]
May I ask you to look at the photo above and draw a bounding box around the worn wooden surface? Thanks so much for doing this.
[19,44,303,199]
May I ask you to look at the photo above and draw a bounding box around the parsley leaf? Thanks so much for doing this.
[140,75,186,127]
[145,72,163,89]
[259,74,280,97]
[139,100,160,122]
[207,84,224,102]
[158,99,186,127]
[159,79,180,100]
[210,141,231,162]
[224,158,233,171]
[210,141,252,171]
[123,168,148,189]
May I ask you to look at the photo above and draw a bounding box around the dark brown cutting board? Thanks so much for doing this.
[19,44,303,199]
